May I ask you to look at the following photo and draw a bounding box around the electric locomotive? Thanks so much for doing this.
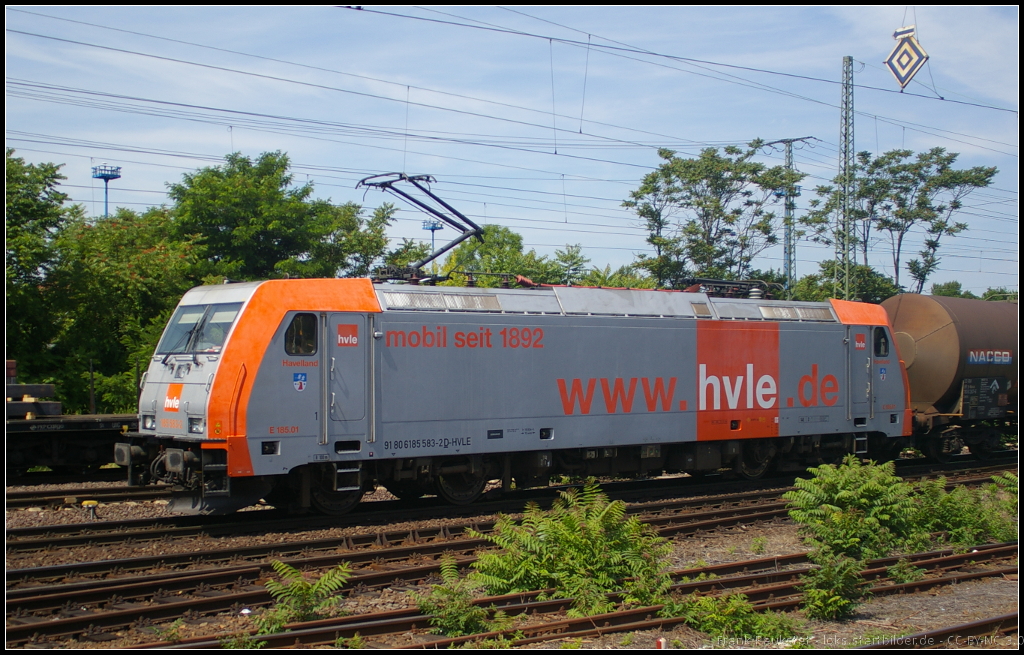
[116,279,913,515]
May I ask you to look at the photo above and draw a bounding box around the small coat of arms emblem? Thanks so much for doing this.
[293,373,307,391]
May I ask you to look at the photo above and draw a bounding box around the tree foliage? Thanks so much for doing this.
[553,244,591,286]
[791,260,899,305]
[624,143,804,283]
[580,264,656,289]
[168,151,410,280]
[440,224,561,286]
[50,207,197,410]
[930,280,977,299]
[6,149,81,384]
[7,149,197,410]
[804,148,996,292]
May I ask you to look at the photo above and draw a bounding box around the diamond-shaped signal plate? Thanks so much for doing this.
[885,35,929,88]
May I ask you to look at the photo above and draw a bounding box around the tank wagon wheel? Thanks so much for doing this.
[968,430,1002,461]
[309,465,364,516]
[924,435,962,464]
[735,440,777,480]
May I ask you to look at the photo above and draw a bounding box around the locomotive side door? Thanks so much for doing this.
[848,325,872,417]
[326,314,368,429]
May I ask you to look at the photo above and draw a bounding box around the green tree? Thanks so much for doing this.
[553,244,590,286]
[804,148,996,292]
[48,207,196,411]
[169,152,405,281]
[5,149,82,382]
[169,152,313,279]
[624,143,804,282]
[791,260,899,305]
[980,286,1018,302]
[441,224,559,287]
[580,264,656,289]
[622,166,688,287]
[930,281,978,299]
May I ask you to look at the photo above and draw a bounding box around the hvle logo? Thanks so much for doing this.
[164,383,183,412]
[337,325,358,347]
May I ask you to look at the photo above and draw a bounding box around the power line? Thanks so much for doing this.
[5,7,730,150]
[349,6,1018,114]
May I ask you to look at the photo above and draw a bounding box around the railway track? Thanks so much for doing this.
[5,488,811,645]
[97,543,1017,649]
[6,458,1015,646]
[7,458,1013,556]
[7,488,790,580]
[7,486,1017,647]
[861,613,1018,649]
[5,485,173,509]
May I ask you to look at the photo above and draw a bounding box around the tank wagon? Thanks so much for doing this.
[115,279,921,515]
[881,293,1017,460]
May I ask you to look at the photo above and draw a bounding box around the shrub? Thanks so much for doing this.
[783,455,916,561]
[910,475,1018,548]
[660,593,803,640]
[471,482,672,617]
[799,555,866,620]
[413,555,502,637]
[220,632,267,649]
[256,560,351,633]
[335,632,365,649]
[886,558,925,584]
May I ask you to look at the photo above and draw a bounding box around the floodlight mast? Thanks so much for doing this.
[91,164,122,218]
[357,173,485,275]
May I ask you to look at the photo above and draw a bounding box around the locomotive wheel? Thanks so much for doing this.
[310,486,363,515]
[735,440,777,480]
[436,469,486,505]
[309,466,363,516]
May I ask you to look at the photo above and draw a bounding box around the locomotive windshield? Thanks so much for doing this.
[156,302,243,355]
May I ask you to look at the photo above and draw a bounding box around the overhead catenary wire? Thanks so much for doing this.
[7,21,1014,160]
[352,6,1018,115]
[6,10,1014,289]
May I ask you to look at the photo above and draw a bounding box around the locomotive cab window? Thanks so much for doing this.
[156,302,242,355]
[285,313,317,355]
[873,327,889,357]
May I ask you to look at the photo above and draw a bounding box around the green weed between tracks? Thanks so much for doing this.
[784,456,1018,619]
[420,481,805,642]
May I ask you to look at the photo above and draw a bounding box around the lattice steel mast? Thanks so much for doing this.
[835,56,855,300]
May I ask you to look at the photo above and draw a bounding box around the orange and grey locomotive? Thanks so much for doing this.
[116,278,927,515]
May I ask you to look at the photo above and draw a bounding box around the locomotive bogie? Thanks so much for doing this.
[121,279,924,515]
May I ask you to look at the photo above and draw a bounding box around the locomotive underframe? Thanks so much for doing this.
[117,430,906,514]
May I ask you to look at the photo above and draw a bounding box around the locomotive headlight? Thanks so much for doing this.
[142,415,156,430]
[188,417,205,434]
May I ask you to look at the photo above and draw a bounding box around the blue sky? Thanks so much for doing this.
[6,6,1018,294]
